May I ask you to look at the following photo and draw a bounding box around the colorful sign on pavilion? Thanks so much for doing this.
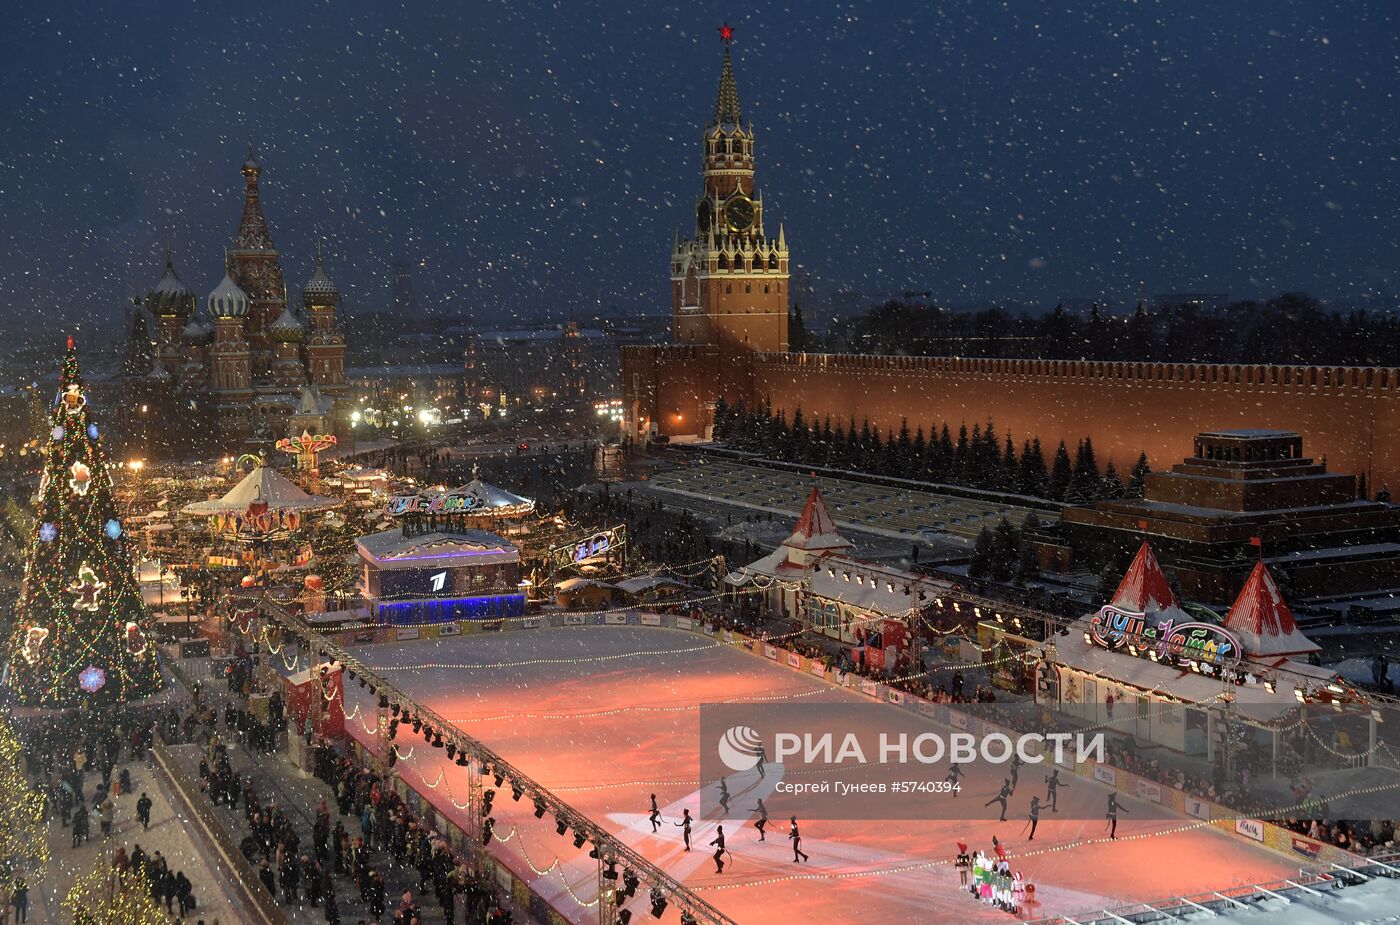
[1087,604,1242,669]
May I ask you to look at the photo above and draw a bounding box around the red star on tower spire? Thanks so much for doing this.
[718,22,734,45]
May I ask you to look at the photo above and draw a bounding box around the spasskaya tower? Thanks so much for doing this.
[671,24,789,353]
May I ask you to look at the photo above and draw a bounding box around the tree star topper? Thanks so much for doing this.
[68,563,107,611]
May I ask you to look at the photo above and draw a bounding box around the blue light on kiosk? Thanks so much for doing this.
[378,593,526,626]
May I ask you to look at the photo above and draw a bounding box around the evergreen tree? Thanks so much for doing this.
[858,419,875,471]
[1101,459,1126,499]
[935,423,954,481]
[1126,452,1152,498]
[1017,438,1049,498]
[1001,434,1018,491]
[5,341,162,707]
[990,518,1018,582]
[819,416,835,467]
[954,423,970,485]
[713,395,731,439]
[969,526,994,579]
[842,417,860,469]
[1049,440,1074,501]
[1067,437,1102,503]
[912,426,927,480]
[895,418,913,477]
[789,407,809,462]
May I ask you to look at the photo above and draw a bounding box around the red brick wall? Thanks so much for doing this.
[622,347,1400,490]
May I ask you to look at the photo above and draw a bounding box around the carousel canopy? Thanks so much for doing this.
[450,475,535,516]
[182,464,340,516]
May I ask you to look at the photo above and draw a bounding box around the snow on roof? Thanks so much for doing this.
[807,557,936,616]
[1224,559,1320,658]
[182,464,339,516]
[356,527,517,567]
[555,577,615,592]
[614,576,687,595]
[782,487,852,552]
[1109,540,1190,622]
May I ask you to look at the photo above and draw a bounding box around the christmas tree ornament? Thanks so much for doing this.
[68,460,92,496]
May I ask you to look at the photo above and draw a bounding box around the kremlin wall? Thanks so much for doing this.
[620,345,1400,494]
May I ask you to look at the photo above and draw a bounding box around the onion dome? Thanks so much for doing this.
[180,312,214,345]
[208,270,249,318]
[302,244,340,308]
[146,249,196,317]
[269,306,305,343]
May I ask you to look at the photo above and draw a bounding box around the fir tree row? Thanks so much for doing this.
[712,397,1151,504]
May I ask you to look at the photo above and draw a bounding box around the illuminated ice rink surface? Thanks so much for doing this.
[348,626,1298,924]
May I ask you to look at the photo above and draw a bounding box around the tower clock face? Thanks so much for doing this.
[724,195,755,233]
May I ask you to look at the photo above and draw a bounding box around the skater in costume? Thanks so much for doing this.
[674,808,692,851]
[789,816,809,863]
[1107,793,1128,839]
[1026,796,1041,841]
[752,798,769,841]
[1045,768,1065,812]
[985,779,1012,822]
[648,793,661,833]
[709,825,726,873]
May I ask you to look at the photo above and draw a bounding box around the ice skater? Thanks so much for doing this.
[674,808,692,851]
[1009,754,1024,793]
[789,816,809,863]
[1045,768,1064,812]
[944,762,963,796]
[1106,793,1127,839]
[648,793,662,833]
[754,743,767,779]
[985,779,1012,822]
[710,824,727,873]
[717,776,732,816]
[955,842,971,887]
[752,798,769,841]
[1025,796,1041,841]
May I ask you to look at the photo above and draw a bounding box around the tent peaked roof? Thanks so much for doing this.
[784,487,851,552]
[1110,540,1180,616]
[1224,560,1320,658]
[182,463,338,516]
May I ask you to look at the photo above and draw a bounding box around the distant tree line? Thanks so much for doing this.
[713,397,1150,504]
[823,292,1400,367]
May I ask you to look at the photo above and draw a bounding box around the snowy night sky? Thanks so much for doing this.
[1,0,1396,329]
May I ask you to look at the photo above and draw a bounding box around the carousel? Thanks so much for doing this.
[181,455,342,590]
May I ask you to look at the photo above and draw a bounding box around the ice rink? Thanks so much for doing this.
[347,626,1299,924]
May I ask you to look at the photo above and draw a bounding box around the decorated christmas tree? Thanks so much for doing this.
[5,339,162,707]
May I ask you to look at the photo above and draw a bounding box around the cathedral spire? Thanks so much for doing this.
[235,144,274,251]
[713,23,742,127]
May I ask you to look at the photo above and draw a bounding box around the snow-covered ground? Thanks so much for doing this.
[345,626,1309,924]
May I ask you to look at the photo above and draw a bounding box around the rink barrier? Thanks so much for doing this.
[335,610,1370,869]
[345,735,569,925]
[151,740,295,925]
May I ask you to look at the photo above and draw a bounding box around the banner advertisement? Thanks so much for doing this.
[395,627,420,641]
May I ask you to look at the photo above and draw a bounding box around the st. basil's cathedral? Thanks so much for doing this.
[121,148,348,456]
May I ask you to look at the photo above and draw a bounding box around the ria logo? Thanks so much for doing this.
[717,725,764,772]
[429,570,448,592]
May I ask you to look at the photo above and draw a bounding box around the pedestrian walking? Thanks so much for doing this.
[137,791,153,830]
